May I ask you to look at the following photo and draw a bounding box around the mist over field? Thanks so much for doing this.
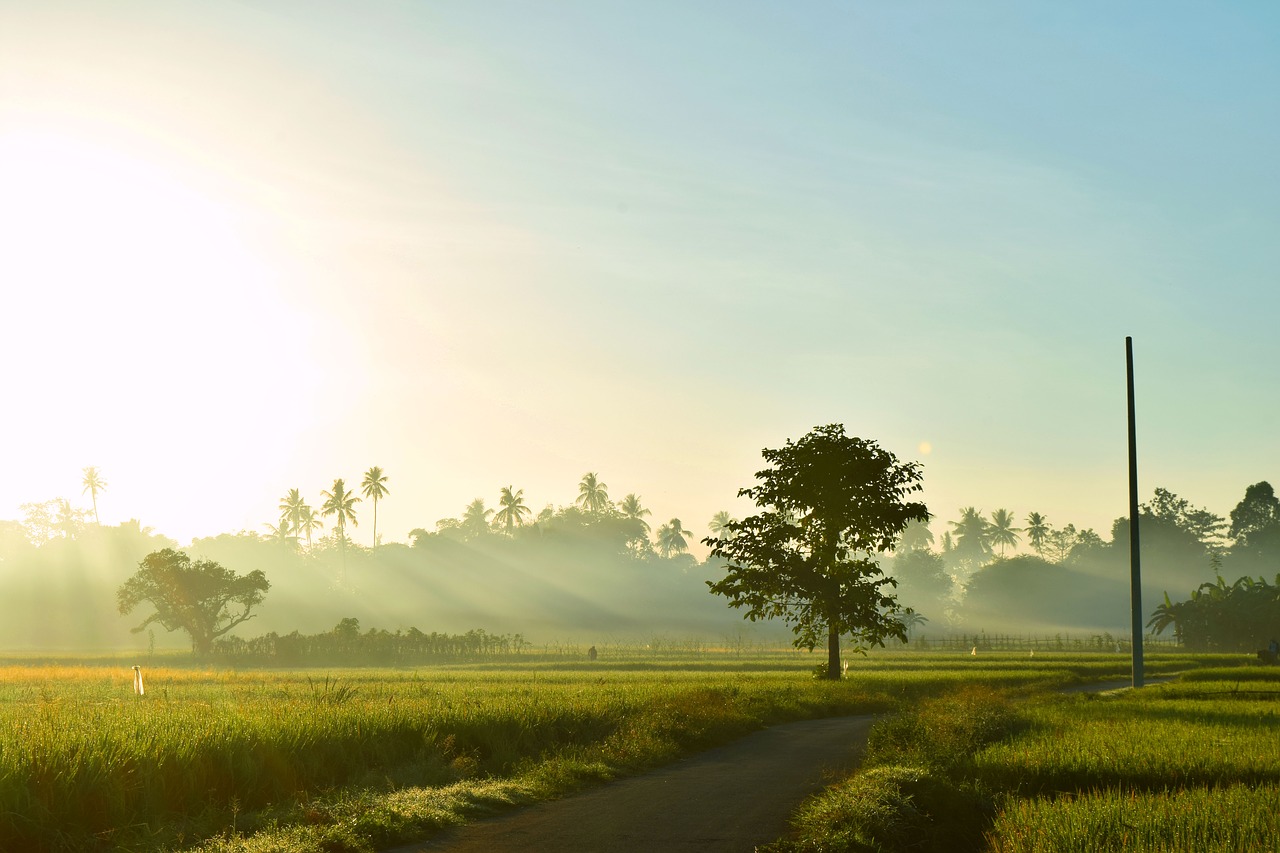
[2,474,1271,653]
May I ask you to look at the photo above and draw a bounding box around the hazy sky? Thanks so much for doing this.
[2,2,1277,549]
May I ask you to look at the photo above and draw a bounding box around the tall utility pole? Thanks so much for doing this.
[1126,336,1144,688]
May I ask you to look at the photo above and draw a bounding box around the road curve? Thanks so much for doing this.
[386,678,1164,853]
[386,714,876,853]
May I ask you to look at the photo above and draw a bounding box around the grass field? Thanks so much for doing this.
[765,656,1279,853]
[0,648,1253,852]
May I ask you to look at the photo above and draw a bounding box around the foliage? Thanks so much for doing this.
[897,518,934,552]
[706,424,928,678]
[81,466,106,525]
[1147,573,1280,652]
[116,549,270,656]
[618,494,652,532]
[655,518,694,558]
[988,508,1021,557]
[947,507,992,572]
[888,549,953,617]
[493,485,530,534]
[213,620,529,666]
[459,498,494,539]
[575,472,610,514]
[1023,512,1049,556]
[361,466,390,546]
[963,556,1127,630]
[1226,481,1280,574]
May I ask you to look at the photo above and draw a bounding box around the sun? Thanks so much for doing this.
[0,125,318,536]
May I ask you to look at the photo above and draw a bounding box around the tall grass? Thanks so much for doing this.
[767,658,1274,853]
[0,660,891,851]
[0,651,1248,852]
[979,673,1280,852]
[988,784,1280,853]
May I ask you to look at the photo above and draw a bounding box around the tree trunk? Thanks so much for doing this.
[192,630,212,658]
[826,622,841,680]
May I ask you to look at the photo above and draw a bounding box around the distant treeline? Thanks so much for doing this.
[1,479,1277,651]
[887,482,1280,645]
[212,619,527,666]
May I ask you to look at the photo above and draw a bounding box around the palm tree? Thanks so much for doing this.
[320,479,361,578]
[656,518,693,559]
[707,511,735,540]
[898,519,934,552]
[461,498,493,539]
[263,517,297,547]
[617,494,652,534]
[298,504,324,550]
[576,472,610,514]
[493,486,531,534]
[279,488,307,544]
[1025,512,1050,556]
[81,466,106,525]
[898,610,929,644]
[361,466,390,547]
[949,507,993,570]
[988,508,1022,557]
[55,498,84,539]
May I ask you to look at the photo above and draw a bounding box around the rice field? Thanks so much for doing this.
[982,676,1280,852]
[0,649,1254,852]
[767,656,1279,853]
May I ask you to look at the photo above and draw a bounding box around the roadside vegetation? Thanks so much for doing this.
[766,660,1278,853]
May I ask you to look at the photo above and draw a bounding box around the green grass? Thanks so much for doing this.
[0,650,1253,852]
[987,784,1280,853]
[768,656,1278,853]
[0,652,894,852]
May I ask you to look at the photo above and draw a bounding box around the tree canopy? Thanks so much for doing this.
[117,548,270,656]
[705,424,928,679]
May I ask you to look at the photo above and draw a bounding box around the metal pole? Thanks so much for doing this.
[1126,336,1144,688]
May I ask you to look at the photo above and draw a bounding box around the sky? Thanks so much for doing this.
[1,1,1278,551]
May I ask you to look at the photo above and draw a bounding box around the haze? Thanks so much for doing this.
[2,4,1277,570]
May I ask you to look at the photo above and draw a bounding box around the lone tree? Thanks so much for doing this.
[117,548,270,656]
[705,424,928,679]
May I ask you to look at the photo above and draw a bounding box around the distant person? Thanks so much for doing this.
[587,645,598,661]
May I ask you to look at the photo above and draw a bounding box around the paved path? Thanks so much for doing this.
[387,714,876,853]
[386,677,1171,853]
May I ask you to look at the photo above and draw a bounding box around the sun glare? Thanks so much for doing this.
[0,126,318,535]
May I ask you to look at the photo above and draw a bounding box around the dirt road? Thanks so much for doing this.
[386,714,876,853]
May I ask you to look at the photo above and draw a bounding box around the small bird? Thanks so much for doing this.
[132,665,145,697]
[971,646,978,656]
